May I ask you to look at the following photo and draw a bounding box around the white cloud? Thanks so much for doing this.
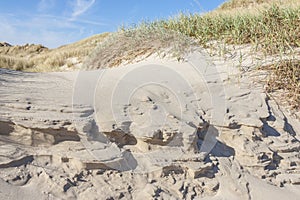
[71,0,96,19]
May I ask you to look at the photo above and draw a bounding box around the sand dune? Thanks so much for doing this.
[0,49,299,199]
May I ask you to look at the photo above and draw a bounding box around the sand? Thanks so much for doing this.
[0,49,300,199]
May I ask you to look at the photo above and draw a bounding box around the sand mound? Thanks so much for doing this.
[0,50,300,199]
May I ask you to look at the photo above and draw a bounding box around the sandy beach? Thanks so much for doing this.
[1,48,300,199]
[1,0,300,199]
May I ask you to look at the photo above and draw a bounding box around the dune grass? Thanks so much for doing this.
[84,2,299,108]
[86,3,300,62]
[219,0,298,10]
[160,5,300,54]
[84,25,195,69]
[264,59,300,109]
[0,33,109,72]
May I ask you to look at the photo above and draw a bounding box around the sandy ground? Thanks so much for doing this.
[0,50,300,199]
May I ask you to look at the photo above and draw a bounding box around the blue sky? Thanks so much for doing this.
[0,0,227,48]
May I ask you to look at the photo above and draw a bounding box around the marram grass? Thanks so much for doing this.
[159,5,300,54]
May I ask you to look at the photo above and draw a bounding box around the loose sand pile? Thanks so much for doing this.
[0,49,300,199]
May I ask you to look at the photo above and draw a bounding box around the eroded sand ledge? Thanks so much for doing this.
[0,51,300,199]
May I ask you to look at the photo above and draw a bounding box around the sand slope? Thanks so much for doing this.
[0,50,300,199]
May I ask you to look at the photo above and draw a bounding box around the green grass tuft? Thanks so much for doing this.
[159,5,300,54]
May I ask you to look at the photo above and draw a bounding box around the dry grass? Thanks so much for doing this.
[264,59,300,109]
[0,55,35,71]
[219,0,295,10]
[0,33,109,72]
[84,25,195,69]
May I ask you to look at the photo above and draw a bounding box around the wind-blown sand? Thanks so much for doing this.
[0,50,300,199]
